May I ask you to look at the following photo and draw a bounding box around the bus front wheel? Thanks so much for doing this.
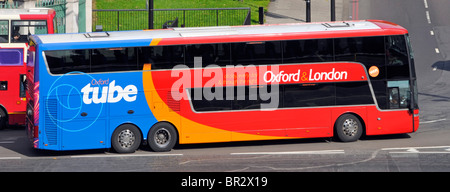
[334,114,363,142]
[148,122,177,152]
[111,124,142,153]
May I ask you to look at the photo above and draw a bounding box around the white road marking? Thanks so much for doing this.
[426,11,431,24]
[424,0,428,9]
[382,146,450,154]
[435,48,440,54]
[71,153,183,158]
[0,141,15,144]
[382,146,450,150]
[407,148,419,153]
[0,157,21,160]
[430,30,434,36]
[231,150,345,155]
[420,118,446,124]
[390,151,450,154]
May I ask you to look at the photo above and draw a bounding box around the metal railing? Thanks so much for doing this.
[36,0,66,33]
[0,1,19,9]
[93,9,147,31]
[92,7,251,31]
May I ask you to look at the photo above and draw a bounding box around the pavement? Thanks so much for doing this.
[266,0,345,24]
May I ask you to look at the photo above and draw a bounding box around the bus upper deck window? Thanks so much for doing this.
[0,20,9,43]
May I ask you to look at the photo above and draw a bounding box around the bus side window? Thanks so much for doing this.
[283,39,333,63]
[0,81,7,90]
[45,50,90,74]
[283,83,335,108]
[371,80,388,109]
[336,82,374,105]
[139,46,184,70]
[386,35,410,79]
[231,41,282,65]
[334,37,386,80]
[0,20,8,43]
[91,47,137,73]
[20,74,26,98]
[388,80,410,109]
[185,43,230,68]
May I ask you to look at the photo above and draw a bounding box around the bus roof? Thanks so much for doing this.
[0,8,53,18]
[32,20,408,50]
[0,8,56,20]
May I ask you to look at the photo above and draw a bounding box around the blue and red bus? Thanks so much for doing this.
[27,20,419,153]
[0,8,55,129]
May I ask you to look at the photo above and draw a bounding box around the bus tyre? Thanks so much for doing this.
[111,124,142,153]
[0,108,6,130]
[335,114,363,142]
[148,122,177,152]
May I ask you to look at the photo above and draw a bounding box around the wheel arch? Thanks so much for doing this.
[0,104,8,129]
[0,104,8,120]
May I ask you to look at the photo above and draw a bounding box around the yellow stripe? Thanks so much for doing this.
[150,38,162,46]
[8,112,26,115]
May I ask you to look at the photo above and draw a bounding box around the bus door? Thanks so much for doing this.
[369,80,413,135]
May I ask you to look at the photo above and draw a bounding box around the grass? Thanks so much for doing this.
[93,0,270,30]
[94,0,269,10]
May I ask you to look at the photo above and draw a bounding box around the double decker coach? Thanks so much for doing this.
[0,8,56,129]
[27,20,419,153]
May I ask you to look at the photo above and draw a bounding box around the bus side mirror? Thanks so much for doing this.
[408,91,414,113]
[0,81,7,90]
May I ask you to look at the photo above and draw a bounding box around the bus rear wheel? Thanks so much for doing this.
[111,124,142,153]
[0,108,6,130]
[148,122,177,152]
[334,114,363,142]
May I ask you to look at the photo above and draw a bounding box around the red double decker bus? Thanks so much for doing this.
[0,8,55,129]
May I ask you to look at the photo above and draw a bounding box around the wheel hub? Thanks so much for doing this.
[155,128,170,147]
[342,119,358,137]
[118,129,135,148]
